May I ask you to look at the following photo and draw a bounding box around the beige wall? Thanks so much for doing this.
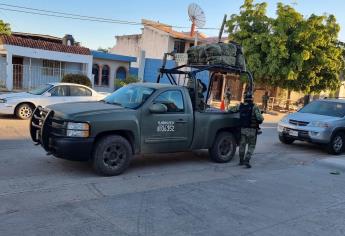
[111,35,141,67]
[111,26,192,68]
[93,58,130,92]
[141,27,171,60]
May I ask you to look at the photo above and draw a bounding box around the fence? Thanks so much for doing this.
[10,64,87,90]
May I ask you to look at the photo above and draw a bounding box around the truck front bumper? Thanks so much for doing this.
[277,122,331,144]
[49,137,95,161]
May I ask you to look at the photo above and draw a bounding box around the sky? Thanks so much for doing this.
[0,0,344,50]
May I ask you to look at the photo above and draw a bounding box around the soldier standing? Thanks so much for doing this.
[230,94,264,168]
[224,88,232,109]
[262,91,269,113]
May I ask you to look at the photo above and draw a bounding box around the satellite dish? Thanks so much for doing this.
[188,3,206,36]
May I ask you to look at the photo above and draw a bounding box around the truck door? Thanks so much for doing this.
[141,89,192,153]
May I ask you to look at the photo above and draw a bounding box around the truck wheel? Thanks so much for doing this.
[15,103,34,119]
[279,135,295,144]
[327,132,345,155]
[92,135,132,176]
[209,132,236,163]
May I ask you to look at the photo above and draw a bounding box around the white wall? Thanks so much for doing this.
[111,35,141,57]
[141,27,170,60]
[2,44,93,90]
[111,35,141,67]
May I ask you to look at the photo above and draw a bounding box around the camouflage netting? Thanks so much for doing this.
[187,42,246,70]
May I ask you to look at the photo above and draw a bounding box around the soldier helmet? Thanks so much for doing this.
[244,93,253,102]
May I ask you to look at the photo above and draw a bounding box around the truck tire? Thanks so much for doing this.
[15,103,34,120]
[327,132,345,155]
[279,135,295,144]
[209,132,236,163]
[92,135,132,176]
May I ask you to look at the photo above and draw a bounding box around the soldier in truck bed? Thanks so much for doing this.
[229,94,264,168]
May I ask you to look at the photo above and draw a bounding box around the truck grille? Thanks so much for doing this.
[30,106,53,151]
[289,119,309,126]
[284,128,309,138]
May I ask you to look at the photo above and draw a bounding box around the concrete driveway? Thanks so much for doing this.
[0,115,345,235]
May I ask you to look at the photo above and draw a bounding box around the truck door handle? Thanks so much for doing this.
[176,119,187,124]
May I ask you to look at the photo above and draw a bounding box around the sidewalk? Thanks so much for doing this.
[263,111,286,123]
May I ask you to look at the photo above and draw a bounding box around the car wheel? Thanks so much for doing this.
[279,135,295,144]
[209,132,236,163]
[327,132,345,155]
[15,103,34,120]
[92,135,132,176]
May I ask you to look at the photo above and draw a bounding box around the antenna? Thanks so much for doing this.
[188,3,206,37]
[218,14,227,42]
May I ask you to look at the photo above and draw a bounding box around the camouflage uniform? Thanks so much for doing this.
[230,103,264,164]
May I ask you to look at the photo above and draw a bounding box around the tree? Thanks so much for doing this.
[115,74,139,89]
[61,74,92,87]
[97,47,111,53]
[0,19,11,35]
[227,0,345,106]
[227,0,272,87]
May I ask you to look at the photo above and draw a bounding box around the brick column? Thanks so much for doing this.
[98,64,102,86]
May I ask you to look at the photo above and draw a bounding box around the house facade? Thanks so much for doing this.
[91,50,136,92]
[0,33,93,91]
[110,20,238,103]
[111,19,207,69]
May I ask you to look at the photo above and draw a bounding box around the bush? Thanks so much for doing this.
[61,74,92,87]
[115,75,139,89]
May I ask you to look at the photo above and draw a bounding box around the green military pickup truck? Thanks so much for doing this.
[30,61,254,176]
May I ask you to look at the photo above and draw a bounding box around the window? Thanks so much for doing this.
[299,101,345,117]
[49,86,68,96]
[116,67,127,80]
[102,65,110,86]
[154,90,184,112]
[70,86,92,96]
[92,64,99,85]
[174,40,186,53]
[42,60,64,76]
[103,85,155,109]
[28,84,54,95]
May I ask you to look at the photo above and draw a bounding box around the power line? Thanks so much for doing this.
[0,3,220,30]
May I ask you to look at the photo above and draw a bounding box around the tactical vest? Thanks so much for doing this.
[239,103,259,128]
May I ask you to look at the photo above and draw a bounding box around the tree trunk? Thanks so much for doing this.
[303,94,310,106]
[285,90,292,111]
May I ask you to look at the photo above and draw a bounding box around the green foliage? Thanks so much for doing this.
[61,74,92,87]
[97,47,111,53]
[227,0,345,94]
[115,75,139,89]
[0,19,11,35]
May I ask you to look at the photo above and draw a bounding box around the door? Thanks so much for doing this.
[13,57,24,90]
[141,90,192,153]
[68,85,94,102]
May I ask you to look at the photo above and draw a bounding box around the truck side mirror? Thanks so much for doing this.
[44,92,52,97]
[149,103,168,114]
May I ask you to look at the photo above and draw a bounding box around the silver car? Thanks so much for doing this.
[277,99,345,154]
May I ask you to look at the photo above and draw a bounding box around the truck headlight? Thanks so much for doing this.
[0,99,6,103]
[309,121,329,128]
[277,124,284,132]
[280,115,289,123]
[66,122,90,137]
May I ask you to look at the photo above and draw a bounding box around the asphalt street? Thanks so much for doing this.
[0,115,345,235]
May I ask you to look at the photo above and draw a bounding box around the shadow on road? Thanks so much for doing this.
[0,114,18,120]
